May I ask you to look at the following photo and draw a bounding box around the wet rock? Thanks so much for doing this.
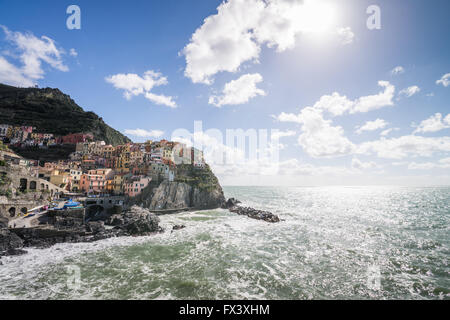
[107,214,125,226]
[222,198,241,209]
[86,221,105,234]
[119,206,160,235]
[172,225,186,231]
[3,248,28,256]
[225,198,280,223]
[0,229,24,254]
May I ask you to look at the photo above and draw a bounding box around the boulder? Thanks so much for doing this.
[86,221,105,234]
[172,225,186,231]
[0,229,24,254]
[222,198,241,209]
[120,206,161,235]
[228,206,280,223]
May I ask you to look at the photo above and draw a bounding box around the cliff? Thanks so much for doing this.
[131,165,226,210]
[0,83,131,146]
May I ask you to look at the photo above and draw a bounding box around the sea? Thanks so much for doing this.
[0,186,449,300]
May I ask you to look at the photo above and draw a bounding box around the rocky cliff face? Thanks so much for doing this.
[130,164,226,211]
[0,83,130,146]
[148,180,225,210]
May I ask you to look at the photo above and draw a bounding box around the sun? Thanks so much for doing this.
[297,0,338,35]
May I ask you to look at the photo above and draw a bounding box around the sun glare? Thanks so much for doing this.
[298,0,338,34]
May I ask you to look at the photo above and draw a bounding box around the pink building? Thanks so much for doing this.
[124,176,151,197]
[80,168,113,194]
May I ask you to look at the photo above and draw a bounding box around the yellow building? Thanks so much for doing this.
[49,170,70,189]
[113,174,125,194]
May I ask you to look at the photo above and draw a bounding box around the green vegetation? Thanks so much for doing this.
[0,188,13,198]
[175,164,220,192]
[0,84,131,146]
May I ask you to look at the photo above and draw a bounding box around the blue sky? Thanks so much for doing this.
[0,0,450,185]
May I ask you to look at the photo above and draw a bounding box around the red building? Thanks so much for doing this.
[57,133,93,145]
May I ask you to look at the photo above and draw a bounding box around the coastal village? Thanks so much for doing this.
[0,123,277,257]
[0,124,205,198]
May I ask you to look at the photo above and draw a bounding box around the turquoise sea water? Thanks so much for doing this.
[0,186,449,300]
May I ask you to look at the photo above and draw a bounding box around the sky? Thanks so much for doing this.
[0,0,449,186]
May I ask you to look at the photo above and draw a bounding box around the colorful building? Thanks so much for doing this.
[124,176,151,197]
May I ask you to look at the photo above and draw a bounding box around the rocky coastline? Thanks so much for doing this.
[1,197,281,259]
[222,198,281,223]
[0,206,161,258]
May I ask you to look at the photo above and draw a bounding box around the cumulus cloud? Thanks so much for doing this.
[357,135,450,159]
[124,128,164,138]
[351,158,378,170]
[276,107,355,157]
[436,73,450,87]
[351,81,395,113]
[182,0,352,84]
[209,73,266,107]
[390,66,405,75]
[356,119,388,134]
[0,26,68,86]
[173,130,355,178]
[336,27,354,45]
[313,81,395,116]
[0,56,34,87]
[413,113,450,134]
[273,81,398,157]
[105,70,176,108]
[398,85,420,98]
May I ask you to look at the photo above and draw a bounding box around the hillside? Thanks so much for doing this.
[0,83,131,146]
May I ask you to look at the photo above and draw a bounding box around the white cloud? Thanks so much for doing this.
[413,113,450,134]
[276,107,355,157]
[436,73,450,87]
[270,130,296,140]
[0,56,34,87]
[144,92,177,108]
[0,26,68,86]
[356,119,388,134]
[69,48,78,57]
[351,81,395,113]
[313,81,395,116]
[274,81,398,157]
[398,85,420,98]
[209,73,266,107]
[312,92,354,117]
[380,128,400,137]
[336,27,354,45]
[391,66,405,75]
[357,135,450,159]
[408,157,450,170]
[124,128,164,138]
[105,70,176,108]
[182,0,350,84]
[351,158,378,170]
